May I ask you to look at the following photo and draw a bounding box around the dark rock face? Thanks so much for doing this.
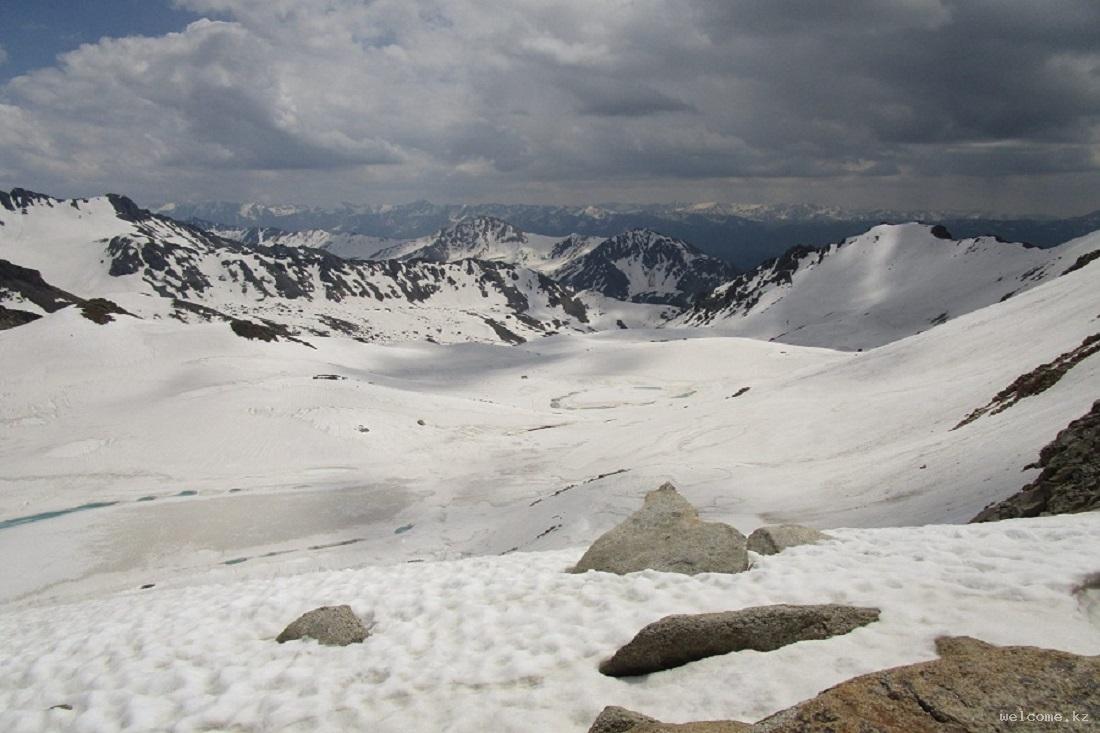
[588,706,750,733]
[555,229,737,307]
[599,604,880,677]
[971,399,1100,522]
[0,305,42,330]
[80,298,131,325]
[228,318,313,348]
[0,259,83,313]
[4,188,57,212]
[0,259,132,328]
[753,636,1100,732]
[1062,249,1100,276]
[106,194,153,223]
[746,525,830,555]
[572,483,749,576]
[275,605,369,646]
[929,224,953,239]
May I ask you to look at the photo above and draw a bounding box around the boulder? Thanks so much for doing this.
[588,706,750,733]
[275,605,369,646]
[600,604,880,677]
[573,483,748,575]
[747,525,830,555]
[754,636,1100,732]
[589,637,1100,732]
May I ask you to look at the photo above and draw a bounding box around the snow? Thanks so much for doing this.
[1,252,1097,610]
[0,196,133,297]
[680,223,1100,349]
[3,193,1100,732]
[0,515,1097,732]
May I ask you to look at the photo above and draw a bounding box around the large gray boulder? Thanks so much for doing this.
[746,525,830,555]
[754,636,1100,732]
[275,605,369,646]
[588,706,750,733]
[599,604,880,677]
[573,483,748,575]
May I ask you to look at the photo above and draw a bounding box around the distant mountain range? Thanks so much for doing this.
[3,187,1099,352]
[209,216,736,307]
[160,199,1100,270]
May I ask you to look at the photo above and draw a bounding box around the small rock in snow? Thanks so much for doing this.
[276,605,369,646]
[747,525,830,555]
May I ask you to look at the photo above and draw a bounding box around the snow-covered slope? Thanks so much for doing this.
[2,234,1097,606]
[0,189,608,345]
[679,222,1100,349]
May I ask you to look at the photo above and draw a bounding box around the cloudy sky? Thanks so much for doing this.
[1,0,1098,214]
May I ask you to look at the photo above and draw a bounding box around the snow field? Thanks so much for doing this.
[0,515,1098,732]
[1,252,1098,605]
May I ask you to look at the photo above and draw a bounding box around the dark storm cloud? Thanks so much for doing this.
[0,0,1097,212]
[688,0,1100,149]
[571,79,695,117]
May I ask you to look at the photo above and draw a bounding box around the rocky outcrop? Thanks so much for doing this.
[588,706,750,733]
[754,636,1100,732]
[599,604,879,677]
[746,525,830,555]
[275,605,369,646]
[572,483,748,575]
[80,298,131,325]
[954,336,1100,429]
[590,637,1100,732]
[0,259,83,313]
[0,305,41,330]
[971,400,1100,522]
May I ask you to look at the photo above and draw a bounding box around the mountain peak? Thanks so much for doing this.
[106,193,153,223]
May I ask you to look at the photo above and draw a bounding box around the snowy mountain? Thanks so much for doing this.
[552,228,736,306]
[364,217,735,307]
[0,188,635,345]
[376,216,542,263]
[678,223,1100,350]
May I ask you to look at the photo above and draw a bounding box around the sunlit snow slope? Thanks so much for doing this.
[680,223,1100,349]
